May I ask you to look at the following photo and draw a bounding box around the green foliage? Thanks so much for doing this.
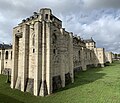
[118,54,120,57]
[0,61,120,103]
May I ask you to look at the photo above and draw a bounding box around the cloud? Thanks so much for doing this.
[83,0,120,9]
[60,9,120,53]
[81,14,120,53]
[81,15,120,42]
[0,0,84,44]
[0,0,120,53]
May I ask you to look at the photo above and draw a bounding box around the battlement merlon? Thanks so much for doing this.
[16,8,62,28]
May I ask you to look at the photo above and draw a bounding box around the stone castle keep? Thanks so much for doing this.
[0,8,113,96]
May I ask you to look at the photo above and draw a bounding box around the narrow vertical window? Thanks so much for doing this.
[5,51,8,59]
[33,49,35,53]
[11,51,12,59]
[53,49,56,54]
[50,15,53,20]
[45,14,48,20]
[0,52,1,59]
[90,52,91,59]
[78,51,80,61]
[86,52,87,59]
[53,33,57,44]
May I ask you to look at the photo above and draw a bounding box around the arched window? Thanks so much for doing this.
[5,51,8,59]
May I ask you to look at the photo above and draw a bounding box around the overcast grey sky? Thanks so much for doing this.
[0,0,120,53]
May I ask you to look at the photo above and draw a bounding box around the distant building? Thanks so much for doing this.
[0,44,12,75]
[84,37,96,50]
[105,52,113,63]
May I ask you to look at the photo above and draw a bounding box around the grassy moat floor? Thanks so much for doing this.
[0,61,120,103]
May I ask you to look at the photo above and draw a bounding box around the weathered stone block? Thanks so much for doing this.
[2,68,11,75]
[26,78,34,94]
[74,67,82,73]
[15,77,21,90]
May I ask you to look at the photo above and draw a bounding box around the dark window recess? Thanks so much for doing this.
[0,52,1,59]
[5,51,8,59]
[11,51,12,59]
[53,49,56,54]
[53,33,57,44]
[53,23,55,26]
[90,53,91,59]
[50,15,53,20]
[78,51,80,61]
[86,53,87,58]
[45,14,48,20]
[33,49,35,53]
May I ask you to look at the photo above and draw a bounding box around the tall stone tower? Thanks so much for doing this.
[11,8,74,96]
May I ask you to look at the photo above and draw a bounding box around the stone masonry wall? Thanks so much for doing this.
[9,8,112,97]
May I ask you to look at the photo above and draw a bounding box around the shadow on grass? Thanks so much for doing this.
[55,67,106,93]
[0,93,24,103]
[105,64,116,67]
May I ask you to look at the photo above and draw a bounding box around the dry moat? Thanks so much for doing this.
[0,61,120,103]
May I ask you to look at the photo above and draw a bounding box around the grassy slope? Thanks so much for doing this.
[0,61,120,103]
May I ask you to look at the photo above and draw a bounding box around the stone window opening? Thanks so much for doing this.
[90,52,92,59]
[11,51,12,59]
[53,33,57,44]
[33,49,35,53]
[53,49,56,54]
[50,15,53,20]
[53,49,58,55]
[78,51,80,62]
[45,14,48,20]
[0,52,1,59]
[5,51,9,59]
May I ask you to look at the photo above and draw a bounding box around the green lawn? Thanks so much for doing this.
[0,61,120,103]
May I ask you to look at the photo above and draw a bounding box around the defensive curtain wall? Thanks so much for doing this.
[0,8,113,96]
